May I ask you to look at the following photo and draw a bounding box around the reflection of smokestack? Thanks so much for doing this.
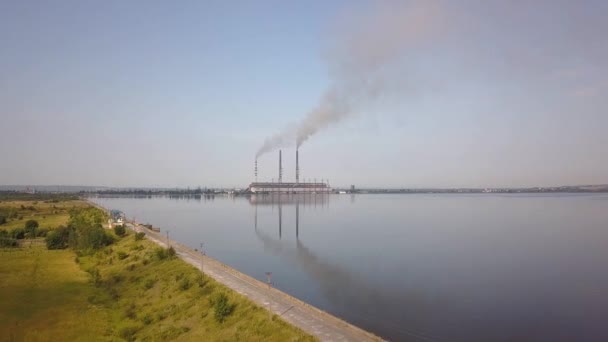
[279,150,282,183]
[296,149,299,183]
[279,203,282,239]
[296,201,299,238]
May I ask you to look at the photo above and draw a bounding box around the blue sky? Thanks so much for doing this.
[1,0,607,188]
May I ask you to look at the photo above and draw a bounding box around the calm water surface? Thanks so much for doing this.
[91,194,608,341]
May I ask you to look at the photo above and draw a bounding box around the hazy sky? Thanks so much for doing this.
[1,0,607,188]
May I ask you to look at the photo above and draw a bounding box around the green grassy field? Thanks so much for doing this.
[0,244,112,341]
[0,199,89,231]
[0,198,315,341]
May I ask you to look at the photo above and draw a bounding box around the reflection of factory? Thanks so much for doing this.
[249,193,329,207]
[249,149,331,194]
[249,182,331,194]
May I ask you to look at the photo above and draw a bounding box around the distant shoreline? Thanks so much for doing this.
[2,184,608,195]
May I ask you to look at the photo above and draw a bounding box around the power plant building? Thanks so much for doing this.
[249,149,331,193]
[249,181,331,194]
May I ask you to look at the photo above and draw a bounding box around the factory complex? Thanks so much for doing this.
[248,149,331,194]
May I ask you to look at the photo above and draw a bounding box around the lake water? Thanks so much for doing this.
[90,193,608,341]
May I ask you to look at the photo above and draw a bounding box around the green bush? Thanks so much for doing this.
[117,251,129,260]
[141,313,153,325]
[154,246,176,260]
[0,229,8,237]
[117,324,140,342]
[154,247,168,260]
[71,225,114,252]
[86,267,102,286]
[24,220,39,238]
[11,228,25,239]
[134,232,145,241]
[0,237,18,248]
[36,228,49,237]
[114,225,126,237]
[67,207,113,252]
[143,278,156,290]
[25,219,39,229]
[45,226,71,250]
[211,293,234,323]
[0,215,6,225]
[178,277,192,291]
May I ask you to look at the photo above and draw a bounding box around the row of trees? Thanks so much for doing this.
[0,220,47,247]
[46,207,114,252]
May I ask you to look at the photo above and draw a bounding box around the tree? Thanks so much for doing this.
[25,220,39,238]
[25,220,39,229]
[66,208,113,252]
[114,225,126,236]
[45,226,71,249]
[211,292,234,323]
[12,228,25,239]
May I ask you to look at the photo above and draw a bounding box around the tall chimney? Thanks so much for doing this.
[279,150,282,183]
[296,149,299,183]
[254,158,258,182]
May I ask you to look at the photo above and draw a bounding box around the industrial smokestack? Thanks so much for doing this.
[279,150,283,183]
[254,159,258,182]
[296,149,299,183]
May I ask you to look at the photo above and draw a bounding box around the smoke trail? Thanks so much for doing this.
[255,125,296,158]
[256,0,445,155]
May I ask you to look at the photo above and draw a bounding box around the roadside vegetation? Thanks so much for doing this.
[0,193,315,341]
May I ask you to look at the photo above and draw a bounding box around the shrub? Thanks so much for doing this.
[25,219,39,229]
[114,225,126,237]
[45,226,70,250]
[142,314,153,325]
[0,229,7,237]
[178,277,192,291]
[154,247,168,260]
[211,293,234,323]
[0,215,6,225]
[24,220,39,238]
[124,303,137,319]
[144,278,156,290]
[117,324,140,342]
[0,237,18,248]
[11,228,25,239]
[154,246,176,260]
[195,274,207,288]
[72,225,114,252]
[87,267,101,286]
[134,232,145,241]
[117,251,129,260]
[36,228,49,237]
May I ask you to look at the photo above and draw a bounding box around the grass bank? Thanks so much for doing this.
[0,244,111,341]
[0,197,315,341]
[0,199,88,231]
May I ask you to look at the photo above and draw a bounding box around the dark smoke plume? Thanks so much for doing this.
[256,0,444,157]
